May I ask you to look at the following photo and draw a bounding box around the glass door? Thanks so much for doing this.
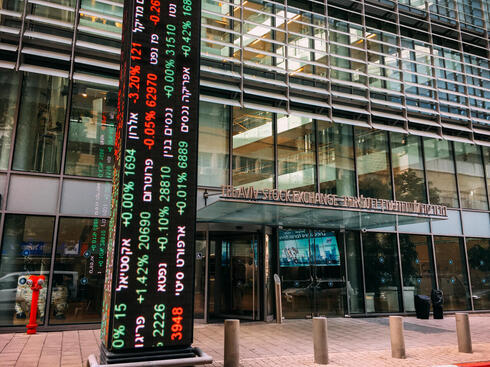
[279,229,314,318]
[279,229,345,318]
[208,232,259,320]
[312,231,345,316]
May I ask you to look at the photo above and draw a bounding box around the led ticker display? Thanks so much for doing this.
[100,0,200,355]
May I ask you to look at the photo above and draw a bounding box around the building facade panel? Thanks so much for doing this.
[0,0,488,329]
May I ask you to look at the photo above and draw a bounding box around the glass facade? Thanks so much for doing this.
[65,83,117,179]
[49,217,108,324]
[232,108,274,188]
[355,129,393,200]
[0,0,489,328]
[363,233,401,313]
[0,215,54,326]
[434,236,471,311]
[13,73,68,174]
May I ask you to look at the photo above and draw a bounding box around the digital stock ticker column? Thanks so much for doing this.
[100,0,201,362]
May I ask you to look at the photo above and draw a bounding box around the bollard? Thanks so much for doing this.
[274,274,282,324]
[313,317,328,364]
[389,316,406,359]
[455,313,472,353]
[224,319,240,367]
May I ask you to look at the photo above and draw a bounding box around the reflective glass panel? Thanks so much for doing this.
[434,236,471,311]
[79,0,123,34]
[399,234,435,312]
[363,232,402,313]
[314,231,345,316]
[81,0,123,18]
[423,138,459,208]
[208,232,260,320]
[60,180,112,217]
[13,73,68,174]
[466,238,490,310]
[346,232,364,313]
[198,102,229,187]
[194,232,206,318]
[391,133,427,203]
[279,229,345,317]
[232,108,273,188]
[0,0,24,11]
[0,70,19,170]
[454,142,488,210]
[65,83,117,178]
[278,229,313,318]
[0,215,54,326]
[462,211,490,237]
[355,128,393,200]
[318,123,355,196]
[7,176,59,214]
[432,209,462,236]
[277,115,315,191]
[483,147,489,204]
[49,217,108,324]
[31,2,75,23]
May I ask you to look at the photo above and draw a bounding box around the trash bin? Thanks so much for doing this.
[431,289,444,319]
[414,294,430,319]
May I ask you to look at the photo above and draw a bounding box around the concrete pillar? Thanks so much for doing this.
[274,274,282,324]
[313,317,328,364]
[224,319,240,367]
[389,316,406,359]
[455,313,472,353]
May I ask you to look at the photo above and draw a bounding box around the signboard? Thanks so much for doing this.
[100,0,200,359]
[221,185,448,218]
[279,230,340,267]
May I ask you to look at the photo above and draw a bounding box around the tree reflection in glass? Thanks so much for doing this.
[355,128,393,200]
[391,133,427,203]
[466,238,490,310]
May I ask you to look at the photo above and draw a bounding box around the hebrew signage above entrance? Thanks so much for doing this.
[220,185,448,219]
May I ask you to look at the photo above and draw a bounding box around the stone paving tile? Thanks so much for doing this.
[0,315,489,366]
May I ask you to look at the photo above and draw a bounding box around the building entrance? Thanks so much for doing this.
[208,232,260,320]
[279,229,346,318]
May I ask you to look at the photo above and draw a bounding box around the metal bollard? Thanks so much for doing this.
[389,316,406,359]
[455,313,472,353]
[274,274,283,324]
[224,319,240,367]
[313,317,328,365]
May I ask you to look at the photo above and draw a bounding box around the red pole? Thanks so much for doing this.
[26,275,45,335]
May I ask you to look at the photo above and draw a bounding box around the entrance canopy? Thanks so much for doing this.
[197,199,444,230]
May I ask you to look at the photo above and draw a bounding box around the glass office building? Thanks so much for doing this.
[0,0,488,329]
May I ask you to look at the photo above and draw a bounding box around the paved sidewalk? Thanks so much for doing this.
[0,315,489,366]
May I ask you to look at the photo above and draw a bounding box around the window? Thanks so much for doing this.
[65,83,117,178]
[232,108,274,188]
[0,215,54,326]
[0,70,20,170]
[454,143,488,210]
[277,115,316,191]
[318,123,355,196]
[433,236,471,311]
[198,102,229,187]
[466,238,490,310]
[423,138,459,208]
[13,73,69,174]
[391,133,427,203]
[49,218,108,324]
[355,128,393,200]
[363,232,402,313]
[399,234,435,311]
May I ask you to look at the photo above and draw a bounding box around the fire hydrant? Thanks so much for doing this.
[26,275,45,335]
